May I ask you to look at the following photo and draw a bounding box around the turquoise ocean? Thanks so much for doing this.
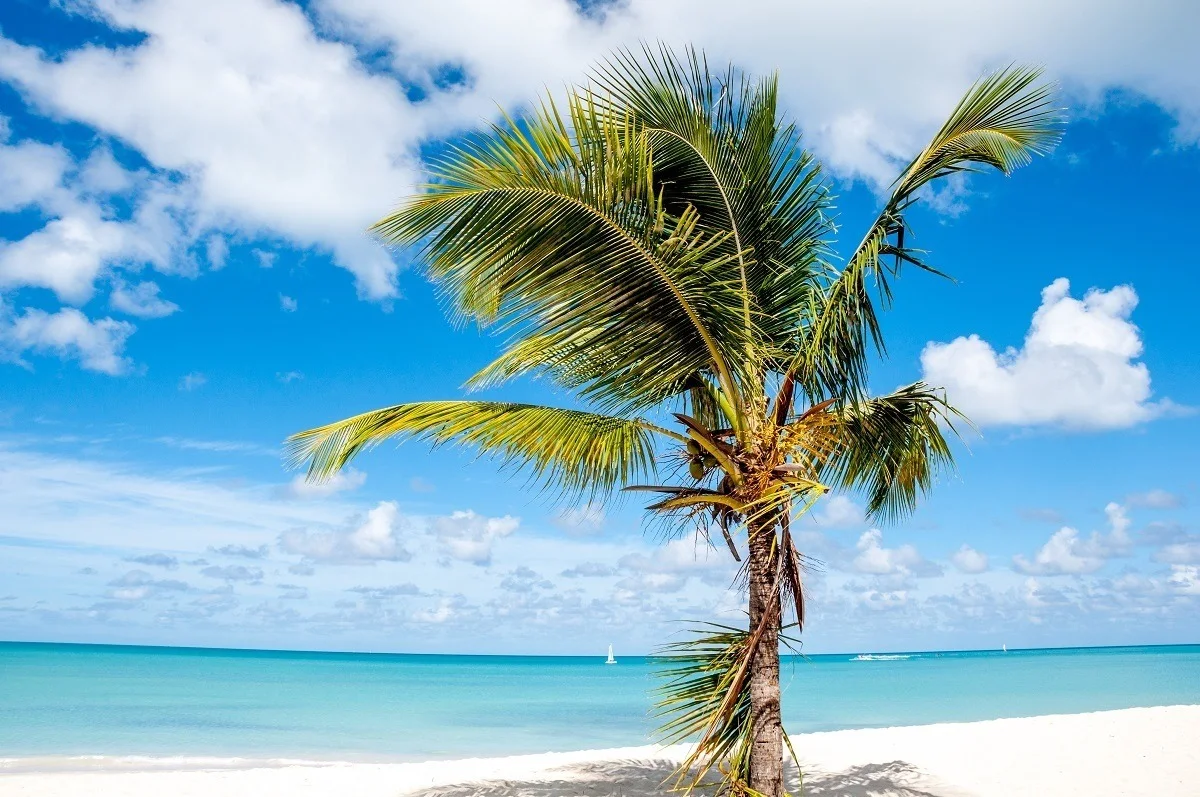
[2,642,1198,762]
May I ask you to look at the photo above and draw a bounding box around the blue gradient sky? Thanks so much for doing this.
[0,0,1197,655]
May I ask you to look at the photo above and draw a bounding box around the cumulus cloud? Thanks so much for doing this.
[209,544,269,559]
[281,468,366,499]
[616,530,735,593]
[0,138,70,212]
[500,566,554,592]
[0,131,186,309]
[1167,566,1200,596]
[922,280,1175,429]
[279,501,412,563]
[0,304,134,374]
[110,280,179,318]
[1149,522,1200,565]
[433,510,519,566]
[0,1,1197,376]
[810,495,864,529]
[125,553,179,569]
[279,294,298,312]
[852,529,942,578]
[0,0,414,300]
[1013,502,1133,575]
[200,564,264,582]
[347,583,421,599]
[561,562,617,578]
[107,569,190,600]
[950,544,989,574]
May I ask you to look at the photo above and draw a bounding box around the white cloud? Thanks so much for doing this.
[126,553,179,569]
[279,294,297,312]
[154,436,274,455]
[78,147,136,195]
[852,529,942,578]
[3,441,1200,652]
[1167,566,1200,596]
[282,467,366,499]
[0,304,134,374]
[1127,489,1183,509]
[561,562,617,578]
[950,544,990,574]
[616,529,735,593]
[200,564,263,582]
[0,0,417,300]
[178,372,206,391]
[107,569,190,601]
[319,0,1200,183]
[205,235,228,270]
[279,500,413,563]
[922,279,1174,429]
[810,495,864,528]
[1013,502,1133,575]
[0,139,70,211]
[209,544,269,559]
[0,0,1196,320]
[110,280,179,318]
[433,509,518,566]
[0,210,155,303]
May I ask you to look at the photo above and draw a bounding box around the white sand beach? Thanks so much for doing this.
[1,705,1195,796]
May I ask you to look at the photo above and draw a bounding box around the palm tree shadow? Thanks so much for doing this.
[420,758,960,796]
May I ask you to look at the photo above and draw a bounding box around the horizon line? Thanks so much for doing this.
[2,638,1196,659]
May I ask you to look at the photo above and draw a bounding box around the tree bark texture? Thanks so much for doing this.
[746,517,783,796]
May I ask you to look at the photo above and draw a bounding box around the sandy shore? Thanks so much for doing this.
[1,705,1195,796]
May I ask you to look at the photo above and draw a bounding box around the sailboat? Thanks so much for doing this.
[1002,643,1008,653]
[605,643,617,665]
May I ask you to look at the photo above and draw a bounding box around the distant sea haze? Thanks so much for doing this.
[2,642,1198,761]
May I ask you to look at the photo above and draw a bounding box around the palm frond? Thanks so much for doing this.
[374,89,752,423]
[589,44,833,370]
[653,623,757,792]
[286,401,661,501]
[819,383,965,522]
[792,65,1061,403]
[894,64,1063,196]
[653,616,798,794]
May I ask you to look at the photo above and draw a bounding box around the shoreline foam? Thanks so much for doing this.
[1,706,1196,795]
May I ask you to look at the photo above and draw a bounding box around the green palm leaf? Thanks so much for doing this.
[373,92,752,423]
[793,65,1062,404]
[820,383,966,522]
[286,401,663,501]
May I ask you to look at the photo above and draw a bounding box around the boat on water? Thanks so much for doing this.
[605,644,617,665]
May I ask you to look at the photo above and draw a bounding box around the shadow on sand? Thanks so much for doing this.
[423,758,959,796]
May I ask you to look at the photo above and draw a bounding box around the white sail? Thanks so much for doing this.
[606,644,617,664]
[1002,643,1008,653]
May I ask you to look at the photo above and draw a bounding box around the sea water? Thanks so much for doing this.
[1,642,1197,761]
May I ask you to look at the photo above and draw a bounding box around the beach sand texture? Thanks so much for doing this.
[1,706,1194,796]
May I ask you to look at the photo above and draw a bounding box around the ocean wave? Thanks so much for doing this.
[850,654,913,661]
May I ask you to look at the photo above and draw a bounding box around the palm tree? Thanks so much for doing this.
[287,47,1059,797]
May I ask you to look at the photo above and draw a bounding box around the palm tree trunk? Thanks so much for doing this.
[746,516,783,796]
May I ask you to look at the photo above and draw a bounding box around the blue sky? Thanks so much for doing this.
[1,0,1198,655]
